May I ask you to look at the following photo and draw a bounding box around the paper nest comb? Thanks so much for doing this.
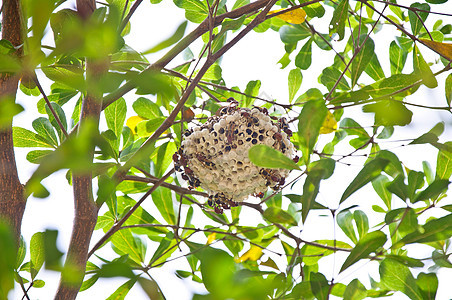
[173,99,297,214]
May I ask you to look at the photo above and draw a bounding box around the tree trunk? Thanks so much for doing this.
[0,0,25,248]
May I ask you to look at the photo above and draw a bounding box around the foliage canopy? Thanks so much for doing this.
[1,0,452,299]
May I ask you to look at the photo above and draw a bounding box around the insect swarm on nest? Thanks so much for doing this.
[174,100,296,213]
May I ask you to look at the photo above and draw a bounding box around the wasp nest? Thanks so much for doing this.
[173,100,297,213]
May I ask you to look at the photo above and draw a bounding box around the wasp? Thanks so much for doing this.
[277,117,293,137]
[216,98,240,117]
[195,153,216,169]
[254,192,265,198]
[225,122,238,144]
[259,168,285,190]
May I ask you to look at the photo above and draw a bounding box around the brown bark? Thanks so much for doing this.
[54,0,106,297]
[0,0,25,247]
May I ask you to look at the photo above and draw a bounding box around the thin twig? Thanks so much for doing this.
[88,168,175,257]
[32,73,69,138]
[119,0,142,33]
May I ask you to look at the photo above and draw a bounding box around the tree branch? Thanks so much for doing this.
[54,1,105,299]
[101,0,280,110]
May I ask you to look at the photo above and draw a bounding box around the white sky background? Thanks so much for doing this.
[9,0,452,299]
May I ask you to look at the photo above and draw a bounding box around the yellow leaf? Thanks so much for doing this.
[319,111,337,134]
[234,245,263,263]
[269,8,306,24]
[207,233,216,245]
[126,116,146,134]
[420,39,452,61]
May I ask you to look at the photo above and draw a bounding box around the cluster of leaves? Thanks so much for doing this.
[2,0,452,299]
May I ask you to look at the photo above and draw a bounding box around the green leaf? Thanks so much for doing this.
[132,97,162,120]
[445,73,452,107]
[0,101,24,128]
[32,279,45,288]
[365,53,386,81]
[413,179,449,203]
[408,3,430,36]
[416,272,438,300]
[340,158,389,203]
[232,0,249,9]
[36,89,78,114]
[407,170,425,199]
[301,158,335,222]
[12,127,53,148]
[106,277,138,300]
[80,275,99,292]
[379,258,423,300]
[389,41,407,75]
[111,229,145,264]
[295,88,324,104]
[201,63,222,81]
[351,36,375,86]
[372,175,392,209]
[149,233,178,267]
[152,187,176,225]
[344,279,367,300]
[248,144,300,170]
[136,118,165,138]
[152,141,177,177]
[320,67,350,91]
[423,161,435,184]
[337,210,358,244]
[16,236,26,269]
[413,45,437,88]
[398,208,419,235]
[363,100,413,127]
[144,21,187,54]
[310,272,329,300]
[279,24,311,44]
[340,231,386,273]
[396,214,452,246]
[45,102,67,142]
[387,175,409,201]
[32,117,59,147]
[105,97,127,152]
[436,142,452,179]
[329,0,348,41]
[0,223,16,298]
[301,240,351,266]
[138,277,165,299]
[301,0,325,18]
[297,100,328,163]
[26,150,53,164]
[295,39,312,70]
[340,118,370,138]
[377,150,404,177]
[41,229,64,270]
[30,232,45,279]
[0,53,21,73]
[288,68,302,103]
[42,65,85,91]
[263,206,297,226]
[369,74,421,98]
[353,210,369,239]
[244,80,261,107]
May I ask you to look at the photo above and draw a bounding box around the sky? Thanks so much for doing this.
[9,0,452,299]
